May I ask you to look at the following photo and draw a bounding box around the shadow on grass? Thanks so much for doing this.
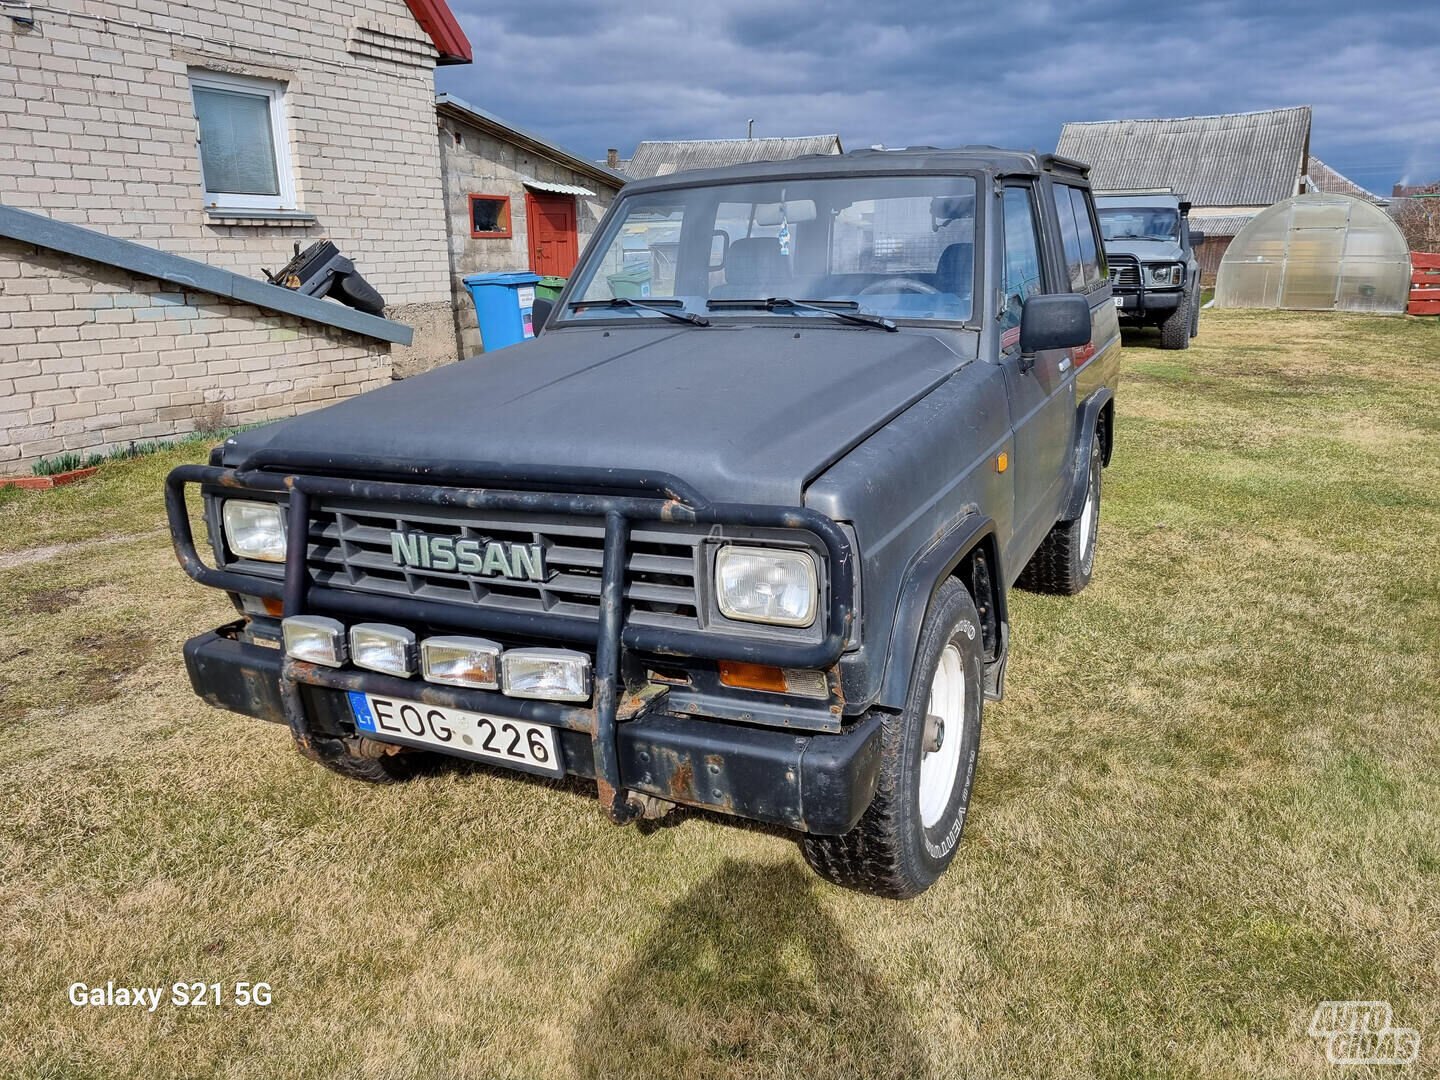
[573,858,931,1080]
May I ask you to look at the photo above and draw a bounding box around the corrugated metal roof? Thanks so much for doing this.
[1305,157,1387,205]
[624,136,843,179]
[1185,210,1262,238]
[1057,107,1311,207]
[522,177,595,197]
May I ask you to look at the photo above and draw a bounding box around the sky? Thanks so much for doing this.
[435,0,1440,194]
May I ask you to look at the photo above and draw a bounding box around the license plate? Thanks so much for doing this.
[348,691,561,777]
[1113,296,1125,307]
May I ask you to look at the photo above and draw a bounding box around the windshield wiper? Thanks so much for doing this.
[569,297,710,326]
[707,297,897,331]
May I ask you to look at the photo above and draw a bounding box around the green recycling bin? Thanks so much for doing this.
[605,265,652,299]
[535,276,567,302]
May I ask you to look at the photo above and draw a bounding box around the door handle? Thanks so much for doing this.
[1058,356,1072,372]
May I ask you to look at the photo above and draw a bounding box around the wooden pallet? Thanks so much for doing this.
[1411,252,1440,316]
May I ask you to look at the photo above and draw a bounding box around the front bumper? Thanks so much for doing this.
[185,625,883,835]
[1113,288,1183,318]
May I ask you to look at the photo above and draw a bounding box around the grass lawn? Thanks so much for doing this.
[2,309,1437,1078]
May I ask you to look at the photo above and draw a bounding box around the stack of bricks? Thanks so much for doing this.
[0,239,389,470]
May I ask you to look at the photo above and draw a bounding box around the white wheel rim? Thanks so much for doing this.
[918,644,966,828]
[1079,469,1098,562]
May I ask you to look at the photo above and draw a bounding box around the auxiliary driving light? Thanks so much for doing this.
[349,623,417,678]
[282,615,347,668]
[421,636,502,689]
[502,648,591,702]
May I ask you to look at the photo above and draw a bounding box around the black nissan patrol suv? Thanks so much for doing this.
[169,147,1121,897]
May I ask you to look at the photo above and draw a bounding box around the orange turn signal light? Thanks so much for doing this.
[996,451,1009,473]
[718,661,790,693]
[262,596,285,617]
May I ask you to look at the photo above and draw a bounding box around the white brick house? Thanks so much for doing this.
[0,0,471,470]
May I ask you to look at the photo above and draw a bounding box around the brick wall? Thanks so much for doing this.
[0,0,455,368]
[438,116,621,358]
[0,238,389,470]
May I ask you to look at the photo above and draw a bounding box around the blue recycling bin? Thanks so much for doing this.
[463,271,541,352]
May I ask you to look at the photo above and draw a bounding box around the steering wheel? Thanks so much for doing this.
[858,276,941,296]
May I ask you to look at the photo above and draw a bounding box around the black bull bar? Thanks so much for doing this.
[165,459,857,822]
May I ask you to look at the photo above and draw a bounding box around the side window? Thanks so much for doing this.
[1000,186,1044,333]
[1052,186,1085,290]
[1068,186,1104,286]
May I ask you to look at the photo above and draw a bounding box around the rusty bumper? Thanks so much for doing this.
[184,626,883,836]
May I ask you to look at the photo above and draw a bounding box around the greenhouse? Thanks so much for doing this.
[1215,192,1411,313]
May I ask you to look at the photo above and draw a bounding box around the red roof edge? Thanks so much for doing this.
[405,0,472,65]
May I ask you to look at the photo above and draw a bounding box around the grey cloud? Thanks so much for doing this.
[438,0,1440,189]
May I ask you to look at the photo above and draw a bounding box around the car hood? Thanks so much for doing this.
[221,324,972,506]
[1105,238,1186,262]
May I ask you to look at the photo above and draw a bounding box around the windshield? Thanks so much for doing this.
[564,175,977,324]
[1098,207,1180,241]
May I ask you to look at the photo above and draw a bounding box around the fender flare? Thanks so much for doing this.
[875,513,1004,710]
[1060,388,1113,521]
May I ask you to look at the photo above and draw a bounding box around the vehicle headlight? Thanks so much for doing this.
[715,545,819,627]
[222,499,287,562]
[1143,262,1185,287]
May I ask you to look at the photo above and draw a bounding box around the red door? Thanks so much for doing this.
[526,192,579,276]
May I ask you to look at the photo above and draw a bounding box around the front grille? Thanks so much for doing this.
[1108,256,1140,288]
[305,500,702,631]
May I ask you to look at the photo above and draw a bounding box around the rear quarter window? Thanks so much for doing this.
[1052,184,1106,292]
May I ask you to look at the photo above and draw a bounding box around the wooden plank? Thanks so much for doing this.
[1410,252,1440,269]
[1408,299,1440,315]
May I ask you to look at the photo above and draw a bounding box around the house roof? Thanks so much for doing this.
[0,205,412,344]
[1057,106,1312,208]
[436,95,628,190]
[404,0,471,65]
[1305,157,1387,205]
[623,135,843,179]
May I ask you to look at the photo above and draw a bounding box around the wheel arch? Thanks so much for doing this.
[876,514,1008,711]
[1061,388,1114,520]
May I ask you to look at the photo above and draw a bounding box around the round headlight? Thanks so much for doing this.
[715,545,819,627]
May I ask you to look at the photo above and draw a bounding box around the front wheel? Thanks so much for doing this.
[801,579,983,898]
[294,733,433,783]
[1159,290,1193,350]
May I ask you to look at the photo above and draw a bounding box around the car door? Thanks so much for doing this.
[996,182,1076,572]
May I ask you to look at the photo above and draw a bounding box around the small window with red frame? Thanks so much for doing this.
[469,195,512,238]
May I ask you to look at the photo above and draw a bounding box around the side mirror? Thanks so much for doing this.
[1019,293,1091,356]
[531,296,555,334]
[1188,229,1206,245]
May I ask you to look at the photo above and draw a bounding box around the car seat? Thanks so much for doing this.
[712,237,790,299]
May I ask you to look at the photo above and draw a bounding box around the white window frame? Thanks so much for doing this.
[188,70,297,212]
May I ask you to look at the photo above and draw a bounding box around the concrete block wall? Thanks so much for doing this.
[438,119,621,358]
[0,238,389,469]
[0,0,456,368]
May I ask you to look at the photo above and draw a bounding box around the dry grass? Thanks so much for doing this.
[2,310,1438,1078]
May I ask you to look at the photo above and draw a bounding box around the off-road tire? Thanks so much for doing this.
[1159,289,1192,350]
[1016,437,1102,595]
[800,579,983,899]
[295,734,430,783]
